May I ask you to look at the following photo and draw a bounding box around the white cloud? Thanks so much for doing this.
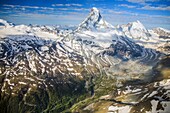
[126,0,170,5]
[106,9,129,14]
[3,12,86,25]
[2,4,89,14]
[119,4,136,8]
[140,5,170,10]
[103,11,170,29]
[2,6,170,29]
[126,0,170,11]
[127,0,159,3]
[3,4,54,10]
[102,8,139,15]
[52,4,82,7]
[127,0,145,4]
[73,8,89,11]
[3,4,20,8]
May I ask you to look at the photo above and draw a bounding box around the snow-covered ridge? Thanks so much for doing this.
[0,19,14,27]
[153,27,170,39]
[156,27,170,33]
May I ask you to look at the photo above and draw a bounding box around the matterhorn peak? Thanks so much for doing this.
[91,7,100,14]
[77,7,113,31]
[90,7,101,19]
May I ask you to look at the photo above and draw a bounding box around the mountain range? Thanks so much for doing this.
[0,7,170,113]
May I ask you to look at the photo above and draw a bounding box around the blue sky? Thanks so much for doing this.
[0,0,170,29]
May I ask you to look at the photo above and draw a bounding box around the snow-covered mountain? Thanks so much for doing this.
[117,20,151,40]
[115,20,170,55]
[0,7,169,113]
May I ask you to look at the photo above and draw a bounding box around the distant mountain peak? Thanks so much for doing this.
[125,20,146,31]
[77,7,113,31]
[154,27,170,33]
[153,27,170,39]
[118,20,151,40]
[0,19,14,27]
[132,20,146,30]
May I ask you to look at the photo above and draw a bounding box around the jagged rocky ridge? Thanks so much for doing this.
[153,27,170,39]
[0,7,170,113]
